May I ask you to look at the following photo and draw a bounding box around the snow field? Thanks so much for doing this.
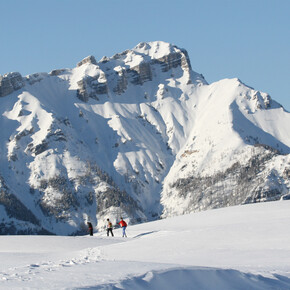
[0,200,290,289]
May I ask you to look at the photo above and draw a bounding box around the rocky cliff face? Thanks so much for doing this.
[0,41,289,235]
[0,72,25,97]
[74,41,205,102]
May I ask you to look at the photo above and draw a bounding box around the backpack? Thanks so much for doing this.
[108,222,112,228]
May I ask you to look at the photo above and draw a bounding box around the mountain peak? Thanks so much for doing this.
[71,41,205,101]
[132,41,178,59]
[77,55,97,67]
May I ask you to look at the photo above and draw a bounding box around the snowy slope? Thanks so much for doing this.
[161,78,290,216]
[0,201,290,289]
[0,41,289,235]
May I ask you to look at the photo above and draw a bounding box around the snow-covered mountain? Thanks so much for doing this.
[0,41,289,235]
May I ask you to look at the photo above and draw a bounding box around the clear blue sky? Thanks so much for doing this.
[1,0,289,111]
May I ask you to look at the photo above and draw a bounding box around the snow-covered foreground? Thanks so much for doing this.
[1,201,290,289]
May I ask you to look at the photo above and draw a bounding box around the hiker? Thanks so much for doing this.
[118,217,127,237]
[87,221,93,236]
[106,218,114,237]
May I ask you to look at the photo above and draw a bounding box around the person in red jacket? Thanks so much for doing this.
[118,217,127,237]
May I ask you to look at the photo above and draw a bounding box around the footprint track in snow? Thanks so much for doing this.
[0,247,103,282]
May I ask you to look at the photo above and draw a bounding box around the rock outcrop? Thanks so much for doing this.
[49,69,66,76]
[25,73,49,85]
[153,49,192,72]
[0,72,25,97]
[113,66,128,94]
[77,55,97,67]
[129,62,152,85]
[77,74,108,102]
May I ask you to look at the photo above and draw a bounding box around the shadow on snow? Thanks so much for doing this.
[79,266,290,290]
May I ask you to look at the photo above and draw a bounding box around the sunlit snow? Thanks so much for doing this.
[1,201,290,289]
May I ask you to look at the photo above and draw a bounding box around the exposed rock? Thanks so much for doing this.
[283,168,290,180]
[128,62,152,85]
[76,79,89,102]
[113,67,128,94]
[153,50,191,72]
[49,69,66,76]
[25,73,48,85]
[26,141,48,156]
[77,74,108,102]
[0,72,25,97]
[124,49,189,86]
[47,129,67,142]
[99,56,110,63]
[9,72,25,90]
[15,128,34,141]
[112,50,130,60]
[76,44,195,100]
[0,76,13,97]
[77,55,97,67]
[263,94,272,109]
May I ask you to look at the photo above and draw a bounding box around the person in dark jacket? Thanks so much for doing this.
[106,218,114,237]
[87,221,93,236]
